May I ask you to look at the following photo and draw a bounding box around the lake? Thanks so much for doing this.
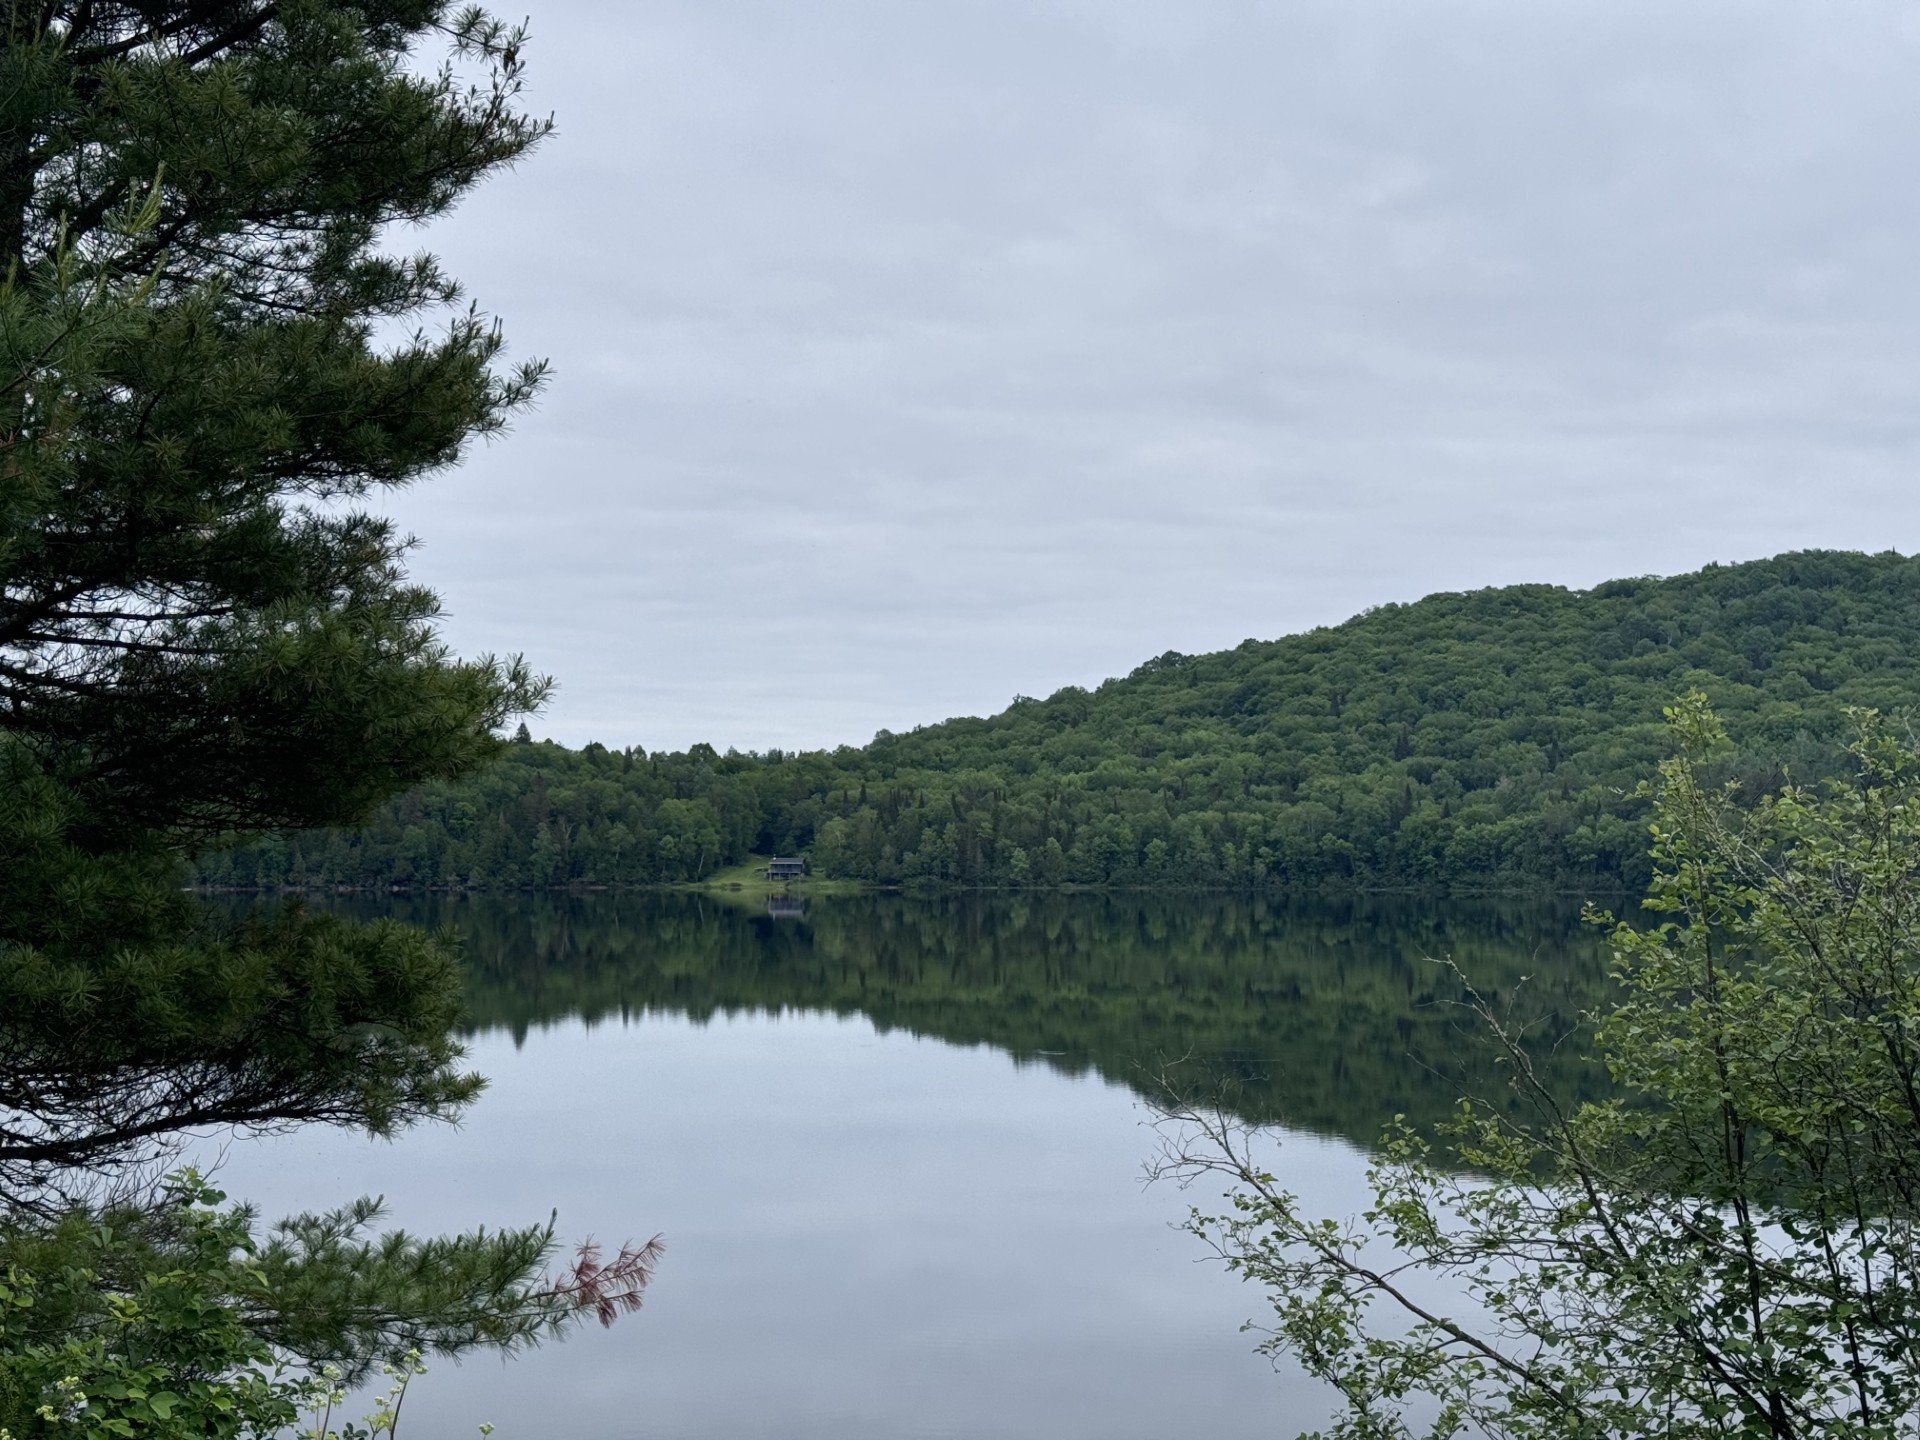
[209,892,1611,1439]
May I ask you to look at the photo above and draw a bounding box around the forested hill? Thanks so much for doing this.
[197,550,1920,893]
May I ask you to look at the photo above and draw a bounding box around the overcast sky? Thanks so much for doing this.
[380,0,1920,752]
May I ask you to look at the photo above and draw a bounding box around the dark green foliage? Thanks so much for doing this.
[199,738,766,887]
[0,0,548,849]
[301,890,1614,1151]
[0,0,544,1194]
[0,0,654,1406]
[219,550,1920,893]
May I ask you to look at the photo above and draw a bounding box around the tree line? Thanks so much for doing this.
[202,549,1920,893]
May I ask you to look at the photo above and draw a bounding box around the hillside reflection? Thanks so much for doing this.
[332,892,1617,1148]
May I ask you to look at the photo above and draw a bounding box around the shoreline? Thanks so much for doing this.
[190,878,1639,900]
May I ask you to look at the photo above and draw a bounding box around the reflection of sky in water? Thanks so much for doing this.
[210,1011,1375,1439]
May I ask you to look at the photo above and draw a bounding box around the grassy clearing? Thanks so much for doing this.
[682,855,871,897]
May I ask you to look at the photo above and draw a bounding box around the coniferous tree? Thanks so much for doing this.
[0,0,641,1389]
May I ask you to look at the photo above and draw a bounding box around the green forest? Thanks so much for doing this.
[196,549,1920,894]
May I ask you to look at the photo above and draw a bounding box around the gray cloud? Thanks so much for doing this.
[377,0,1920,750]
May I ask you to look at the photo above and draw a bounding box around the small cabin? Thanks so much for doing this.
[764,856,807,881]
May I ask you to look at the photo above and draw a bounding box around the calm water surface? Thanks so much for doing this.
[211,894,1609,1439]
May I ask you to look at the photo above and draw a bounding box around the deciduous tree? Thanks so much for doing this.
[1158,696,1920,1439]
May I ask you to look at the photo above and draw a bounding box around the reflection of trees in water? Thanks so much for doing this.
[335,893,1615,1150]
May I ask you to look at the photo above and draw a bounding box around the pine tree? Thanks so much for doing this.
[0,0,616,1380]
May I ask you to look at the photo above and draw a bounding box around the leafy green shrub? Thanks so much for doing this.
[1159,696,1920,1436]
